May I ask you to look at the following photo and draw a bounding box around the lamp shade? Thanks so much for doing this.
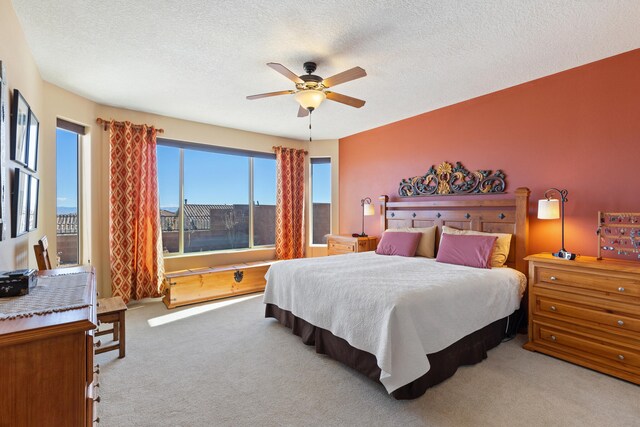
[538,198,560,219]
[294,90,326,110]
[363,203,375,216]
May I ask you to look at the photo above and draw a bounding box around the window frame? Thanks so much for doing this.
[157,138,276,257]
[55,121,84,267]
[309,157,332,247]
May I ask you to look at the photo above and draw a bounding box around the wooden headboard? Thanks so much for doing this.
[379,187,530,275]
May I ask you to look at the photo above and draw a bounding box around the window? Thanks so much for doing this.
[253,157,276,246]
[157,145,180,253]
[56,120,84,266]
[311,158,331,245]
[157,140,277,255]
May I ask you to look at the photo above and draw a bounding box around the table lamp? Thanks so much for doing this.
[538,188,575,260]
[359,197,375,237]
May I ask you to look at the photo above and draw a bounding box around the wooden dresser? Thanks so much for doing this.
[524,253,640,384]
[0,266,99,426]
[327,235,378,256]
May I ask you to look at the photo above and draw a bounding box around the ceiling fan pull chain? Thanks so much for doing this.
[309,113,312,142]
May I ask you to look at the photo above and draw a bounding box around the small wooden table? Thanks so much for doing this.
[96,296,127,358]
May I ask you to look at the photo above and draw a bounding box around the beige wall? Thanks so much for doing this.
[0,0,44,270]
[1,0,340,297]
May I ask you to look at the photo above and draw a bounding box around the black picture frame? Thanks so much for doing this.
[10,89,29,166]
[11,168,29,237]
[27,174,39,231]
[26,110,39,172]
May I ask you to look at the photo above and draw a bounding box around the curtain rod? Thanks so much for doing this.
[96,118,165,133]
[272,145,308,154]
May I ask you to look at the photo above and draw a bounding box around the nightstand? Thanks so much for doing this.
[524,253,640,384]
[327,235,377,256]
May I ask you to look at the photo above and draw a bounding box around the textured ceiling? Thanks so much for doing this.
[11,0,640,141]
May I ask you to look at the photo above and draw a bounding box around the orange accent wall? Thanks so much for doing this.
[339,49,640,258]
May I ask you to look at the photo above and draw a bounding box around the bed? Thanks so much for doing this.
[264,187,530,399]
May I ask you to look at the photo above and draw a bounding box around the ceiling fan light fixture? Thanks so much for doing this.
[294,89,326,111]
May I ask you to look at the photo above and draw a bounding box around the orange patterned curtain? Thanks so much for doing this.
[109,120,164,303]
[274,146,306,260]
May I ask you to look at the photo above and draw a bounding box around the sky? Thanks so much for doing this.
[157,144,331,210]
[56,128,78,212]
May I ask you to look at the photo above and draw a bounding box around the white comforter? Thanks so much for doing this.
[263,252,526,394]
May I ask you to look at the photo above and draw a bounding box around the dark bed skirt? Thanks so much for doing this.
[265,303,514,399]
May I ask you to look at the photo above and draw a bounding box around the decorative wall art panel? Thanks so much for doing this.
[12,168,28,237]
[26,109,38,172]
[398,161,506,197]
[10,89,29,167]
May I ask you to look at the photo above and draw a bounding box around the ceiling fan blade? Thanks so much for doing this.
[267,63,304,84]
[297,105,309,118]
[322,66,366,88]
[246,90,294,100]
[326,91,366,108]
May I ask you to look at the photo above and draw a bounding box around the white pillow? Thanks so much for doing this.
[441,225,512,267]
[386,226,437,258]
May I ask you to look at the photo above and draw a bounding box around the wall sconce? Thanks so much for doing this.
[359,197,375,237]
[538,188,575,260]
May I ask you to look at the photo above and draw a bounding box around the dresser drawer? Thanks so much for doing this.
[328,240,355,254]
[537,297,640,333]
[536,325,640,371]
[538,267,640,297]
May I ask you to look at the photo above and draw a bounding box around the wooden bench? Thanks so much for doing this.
[163,260,277,309]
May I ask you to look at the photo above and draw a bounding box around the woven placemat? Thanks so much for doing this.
[0,272,92,320]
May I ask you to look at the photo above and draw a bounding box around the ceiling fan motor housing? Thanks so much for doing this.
[299,62,323,89]
[303,61,317,74]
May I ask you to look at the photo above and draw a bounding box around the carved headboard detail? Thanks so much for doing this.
[398,161,506,197]
[379,187,530,275]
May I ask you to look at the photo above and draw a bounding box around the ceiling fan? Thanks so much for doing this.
[246,61,367,117]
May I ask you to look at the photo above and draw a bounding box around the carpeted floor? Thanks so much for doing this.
[96,294,639,427]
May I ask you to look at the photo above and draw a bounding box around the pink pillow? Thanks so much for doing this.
[436,233,497,269]
[376,231,422,257]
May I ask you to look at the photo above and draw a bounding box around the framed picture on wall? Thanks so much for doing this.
[27,174,39,231]
[26,110,39,172]
[0,61,7,241]
[11,168,29,237]
[10,89,29,166]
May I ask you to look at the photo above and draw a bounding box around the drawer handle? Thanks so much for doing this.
[617,320,625,326]
[95,340,102,348]
[550,335,557,341]
[618,287,625,292]
[234,270,244,283]
[94,364,100,374]
[549,276,557,281]
[94,396,101,403]
[94,417,100,423]
[95,382,100,388]
[618,354,625,360]
[550,305,557,312]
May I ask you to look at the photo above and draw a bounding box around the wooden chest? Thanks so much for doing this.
[327,235,377,256]
[163,260,276,308]
[524,253,640,385]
